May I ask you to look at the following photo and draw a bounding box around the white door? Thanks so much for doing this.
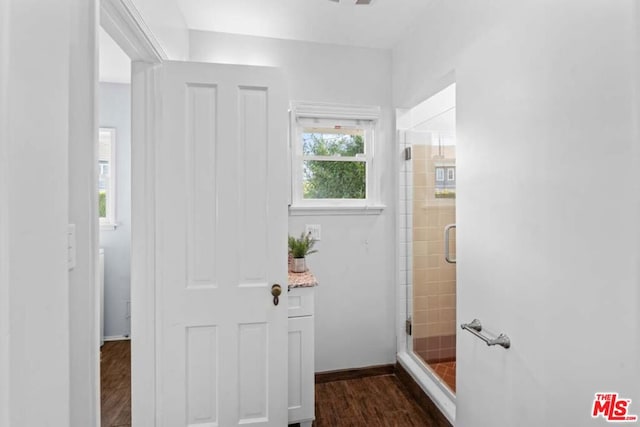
[154,61,288,427]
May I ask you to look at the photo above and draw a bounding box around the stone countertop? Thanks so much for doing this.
[287,269,318,289]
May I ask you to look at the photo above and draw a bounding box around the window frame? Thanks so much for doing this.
[289,102,384,215]
[98,127,117,230]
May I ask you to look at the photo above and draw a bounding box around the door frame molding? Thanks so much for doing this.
[129,61,160,426]
[99,1,162,425]
[100,0,167,62]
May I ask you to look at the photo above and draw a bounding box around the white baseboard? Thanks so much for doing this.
[103,335,131,342]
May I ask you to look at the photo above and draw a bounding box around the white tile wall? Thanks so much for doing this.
[397,137,413,353]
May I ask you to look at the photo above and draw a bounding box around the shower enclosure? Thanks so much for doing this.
[398,83,457,407]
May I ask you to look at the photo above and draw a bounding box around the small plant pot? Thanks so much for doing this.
[292,257,306,273]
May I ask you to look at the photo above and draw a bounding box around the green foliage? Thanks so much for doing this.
[303,132,364,157]
[303,133,366,199]
[99,191,106,218]
[288,232,318,259]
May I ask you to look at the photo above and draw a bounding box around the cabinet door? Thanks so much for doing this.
[288,316,315,423]
[288,287,314,317]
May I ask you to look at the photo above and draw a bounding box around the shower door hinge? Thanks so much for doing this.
[403,146,412,161]
[405,318,412,336]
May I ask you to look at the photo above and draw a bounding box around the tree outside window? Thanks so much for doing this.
[302,130,366,199]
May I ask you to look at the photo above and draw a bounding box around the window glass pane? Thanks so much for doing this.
[302,128,365,156]
[303,160,366,199]
[98,129,114,221]
[99,133,112,162]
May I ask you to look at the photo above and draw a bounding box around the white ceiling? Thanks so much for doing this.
[99,27,131,84]
[177,0,434,49]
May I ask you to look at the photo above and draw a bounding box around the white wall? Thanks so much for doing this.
[190,31,397,371]
[130,0,189,60]
[1,1,99,425]
[2,1,77,425]
[99,83,132,339]
[393,1,640,425]
[99,27,132,84]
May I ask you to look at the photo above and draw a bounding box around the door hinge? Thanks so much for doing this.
[404,146,412,161]
[405,318,412,336]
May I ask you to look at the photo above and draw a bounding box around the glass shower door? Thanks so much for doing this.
[406,124,457,394]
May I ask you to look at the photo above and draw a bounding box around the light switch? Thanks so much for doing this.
[305,224,321,241]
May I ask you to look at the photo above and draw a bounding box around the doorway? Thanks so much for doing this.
[397,82,457,419]
[98,25,133,427]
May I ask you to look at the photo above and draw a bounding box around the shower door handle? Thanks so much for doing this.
[444,224,456,264]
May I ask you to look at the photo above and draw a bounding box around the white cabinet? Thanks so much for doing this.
[288,286,315,427]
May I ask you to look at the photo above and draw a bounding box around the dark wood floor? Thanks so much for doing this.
[101,341,442,426]
[313,375,438,426]
[101,340,131,427]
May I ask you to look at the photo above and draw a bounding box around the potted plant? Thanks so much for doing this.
[288,232,318,273]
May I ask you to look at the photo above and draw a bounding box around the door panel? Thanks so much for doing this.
[238,322,268,422]
[156,61,288,427]
[186,326,218,426]
[237,87,269,286]
[185,84,218,289]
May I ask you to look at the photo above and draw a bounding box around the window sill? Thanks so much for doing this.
[289,205,385,216]
[100,223,118,231]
